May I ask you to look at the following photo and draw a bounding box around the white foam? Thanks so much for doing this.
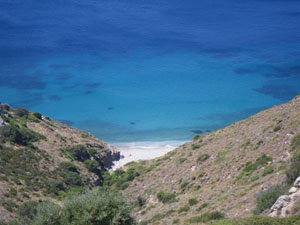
[110,141,185,170]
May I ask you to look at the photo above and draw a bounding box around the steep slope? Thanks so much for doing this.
[0,105,119,221]
[122,95,300,224]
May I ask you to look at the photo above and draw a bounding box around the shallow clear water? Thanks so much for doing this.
[1,0,300,142]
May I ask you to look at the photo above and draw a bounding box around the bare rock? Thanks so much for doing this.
[289,187,298,194]
[0,116,6,127]
[269,195,291,217]
[269,177,300,217]
[294,177,300,188]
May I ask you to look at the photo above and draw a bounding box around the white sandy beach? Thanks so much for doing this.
[110,141,185,170]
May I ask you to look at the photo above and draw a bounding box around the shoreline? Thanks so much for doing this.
[110,140,187,170]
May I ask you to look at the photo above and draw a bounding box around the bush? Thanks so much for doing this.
[193,135,202,141]
[197,154,210,162]
[32,112,42,120]
[59,162,78,173]
[211,215,300,225]
[84,160,100,174]
[1,104,10,112]
[188,198,199,206]
[273,125,281,132]
[32,201,61,225]
[178,158,187,164]
[15,108,29,117]
[17,201,39,221]
[14,189,136,225]
[61,188,136,225]
[254,184,288,214]
[0,124,44,146]
[1,200,17,212]
[63,171,82,186]
[188,211,225,223]
[286,150,300,184]
[63,145,90,161]
[178,205,190,213]
[262,167,274,176]
[291,133,300,152]
[157,190,176,204]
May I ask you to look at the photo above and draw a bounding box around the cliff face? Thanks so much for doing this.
[122,96,300,224]
[0,105,119,221]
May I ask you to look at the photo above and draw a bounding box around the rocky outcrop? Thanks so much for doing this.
[0,116,6,127]
[269,177,300,217]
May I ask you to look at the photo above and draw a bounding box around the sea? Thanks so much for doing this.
[1,0,300,157]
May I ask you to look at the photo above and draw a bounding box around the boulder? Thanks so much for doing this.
[294,177,300,188]
[0,116,5,127]
[269,177,300,217]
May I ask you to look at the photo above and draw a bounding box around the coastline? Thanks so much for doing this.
[110,140,186,170]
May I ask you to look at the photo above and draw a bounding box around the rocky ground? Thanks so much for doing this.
[122,95,300,224]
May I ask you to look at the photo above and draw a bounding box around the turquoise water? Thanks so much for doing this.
[1,1,300,142]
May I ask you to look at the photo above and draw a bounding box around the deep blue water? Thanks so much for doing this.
[1,0,300,142]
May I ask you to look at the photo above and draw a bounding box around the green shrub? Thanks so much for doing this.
[254,184,288,214]
[188,211,225,223]
[32,201,62,225]
[178,158,187,164]
[291,133,300,151]
[197,202,209,211]
[83,160,99,174]
[192,144,202,150]
[61,188,136,225]
[211,215,300,225]
[180,181,190,191]
[286,150,300,184]
[87,148,97,157]
[63,145,90,161]
[188,198,199,206]
[0,124,44,146]
[59,162,78,172]
[197,154,210,162]
[15,188,136,225]
[102,166,141,191]
[1,104,10,112]
[15,108,29,117]
[32,112,42,120]
[17,201,39,221]
[157,190,176,204]
[262,167,274,176]
[178,205,190,213]
[62,171,82,186]
[273,125,281,132]
[243,154,272,176]
[137,196,146,207]
[193,135,202,141]
[1,200,17,212]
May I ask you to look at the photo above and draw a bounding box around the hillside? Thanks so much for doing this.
[0,104,119,221]
[120,95,300,224]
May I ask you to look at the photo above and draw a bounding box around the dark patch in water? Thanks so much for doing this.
[191,130,203,134]
[63,84,81,90]
[130,122,136,125]
[107,107,114,110]
[49,64,73,70]
[55,73,73,81]
[49,95,61,101]
[83,90,95,95]
[253,84,299,101]
[205,129,212,132]
[85,82,101,89]
[59,120,74,126]
[13,95,45,108]
[0,74,47,90]
[234,68,255,75]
